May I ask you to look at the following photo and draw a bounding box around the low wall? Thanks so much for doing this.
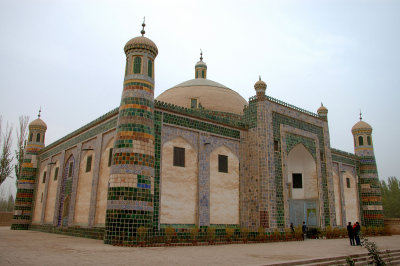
[30,224,105,240]
[0,212,13,226]
[384,218,400,235]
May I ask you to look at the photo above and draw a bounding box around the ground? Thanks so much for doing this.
[0,227,399,265]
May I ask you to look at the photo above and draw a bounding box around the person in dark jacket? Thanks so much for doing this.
[347,222,355,246]
[354,222,361,246]
[302,221,307,240]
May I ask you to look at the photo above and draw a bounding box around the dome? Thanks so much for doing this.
[29,117,47,130]
[195,60,207,68]
[352,120,372,132]
[254,79,266,87]
[124,36,158,56]
[156,78,248,115]
[317,104,328,114]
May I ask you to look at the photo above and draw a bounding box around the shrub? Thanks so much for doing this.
[137,226,148,244]
[258,226,266,241]
[165,227,175,243]
[240,227,249,241]
[190,226,199,242]
[226,228,235,241]
[207,227,216,243]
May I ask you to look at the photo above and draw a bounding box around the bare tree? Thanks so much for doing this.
[15,116,29,182]
[0,117,14,185]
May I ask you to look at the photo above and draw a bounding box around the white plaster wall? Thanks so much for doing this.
[332,170,342,226]
[287,144,318,200]
[94,137,114,226]
[343,171,360,223]
[32,165,47,223]
[73,151,94,225]
[160,137,197,224]
[44,161,60,223]
[210,146,239,224]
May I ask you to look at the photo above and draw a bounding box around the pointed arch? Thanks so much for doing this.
[57,154,75,226]
[160,135,198,224]
[210,145,239,224]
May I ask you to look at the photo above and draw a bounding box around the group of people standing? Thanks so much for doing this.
[347,221,361,246]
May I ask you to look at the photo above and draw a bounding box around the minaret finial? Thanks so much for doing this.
[321,102,323,106]
[38,107,41,118]
[359,109,362,121]
[141,16,146,36]
[259,75,261,81]
[200,49,203,61]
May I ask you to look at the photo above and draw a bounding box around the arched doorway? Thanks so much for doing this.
[287,144,319,227]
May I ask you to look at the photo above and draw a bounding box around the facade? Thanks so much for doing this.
[11,26,384,244]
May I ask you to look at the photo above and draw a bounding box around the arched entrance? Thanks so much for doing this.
[287,144,319,227]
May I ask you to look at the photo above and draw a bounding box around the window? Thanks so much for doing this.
[190,98,198,109]
[29,133,33,142]
[346,177,351,188]
[148,59,153,78]
[173,147,185,167]
[274,140,279,152]
[202,70,205,78]
[42,171,47,183]
[292,173,303,189]
[108,148,113,167]
[358,136,364,146]
[36,133,41,142]
[320,151,324,161]
[218,155,228,173]
[125,59,129,76]
[68,162,73,177]
[367,136,372,146]
[196,71,198,78]
[40,192,43,203]
[54,167,59,181]
[133,57,141,74]
[86,155,92,172]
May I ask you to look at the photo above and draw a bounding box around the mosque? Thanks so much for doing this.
[11,23,383,244]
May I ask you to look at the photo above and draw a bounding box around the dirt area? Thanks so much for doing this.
[1,226,399,266]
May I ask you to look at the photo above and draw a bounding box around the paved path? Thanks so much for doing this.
[1,227,399,266]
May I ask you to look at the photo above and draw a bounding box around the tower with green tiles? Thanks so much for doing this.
[104,21,158,244]
[11,112,47,230]
[351,114,384,227]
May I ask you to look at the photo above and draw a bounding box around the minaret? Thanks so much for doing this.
[351,112,383,227]
[195,50,207,79]
[11,109,47,230]
[104,20,158,245]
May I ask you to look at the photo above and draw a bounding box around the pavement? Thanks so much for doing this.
[0,226,399,266]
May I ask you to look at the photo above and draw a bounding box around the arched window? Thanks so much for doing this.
[133,57,141,74]
[148,59,153,78]
[196,71,198,78]
[358,136,364,146]
[125,59,129,76]
[202,70,205,78]
[29,132,33,142]
[367,136,372,145]
[36,133,41,142]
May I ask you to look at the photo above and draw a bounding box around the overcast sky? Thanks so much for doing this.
[1,0,399,197]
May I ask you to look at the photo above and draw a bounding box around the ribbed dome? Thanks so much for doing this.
[124,36,158,56]
[195,60,207,68]
[254,79,266,87]
[317,104,328,113]
[352,120,372,132]
[29,117,47,130]
[156,78,248,115]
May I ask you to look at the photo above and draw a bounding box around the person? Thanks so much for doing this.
[354,222,361,246]
[347,222,355,246]
[302,221,307,240]
[290,222,295,234]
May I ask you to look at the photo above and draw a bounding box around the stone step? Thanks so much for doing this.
[265,248,400,266]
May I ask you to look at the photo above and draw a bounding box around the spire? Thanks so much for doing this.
[141,17,146,36]
[321,102,323,107]
[38,107,41,118]
[360,110,362,121]
[259,75,261,81]
[200,49,203,61]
